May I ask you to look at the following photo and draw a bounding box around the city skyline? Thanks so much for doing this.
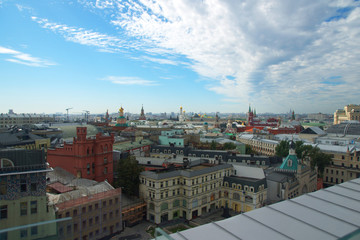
[1,0,360,114]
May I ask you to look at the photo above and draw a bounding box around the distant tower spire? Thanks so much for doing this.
[139,104,146,120]
[292,110,295,120]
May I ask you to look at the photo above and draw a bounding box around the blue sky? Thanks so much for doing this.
[0,0,359,115]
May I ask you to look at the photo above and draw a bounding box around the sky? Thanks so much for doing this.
[0,0,359,115]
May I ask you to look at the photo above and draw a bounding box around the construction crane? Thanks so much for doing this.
[83,110,90,123]
[66,107,73,122]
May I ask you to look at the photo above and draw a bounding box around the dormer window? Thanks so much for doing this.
[288,160,292,167]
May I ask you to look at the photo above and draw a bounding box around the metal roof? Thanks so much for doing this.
[169,178,360,240]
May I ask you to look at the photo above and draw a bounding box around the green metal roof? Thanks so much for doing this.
[279,154,298,171]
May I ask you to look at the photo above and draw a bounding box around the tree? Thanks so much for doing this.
[210,140,217,150]
[309,147,331,178]
[245,144,255,155]
[114,155,144,196]
[275,140,289,158]
[229,135,236,141]
[223,142,236,150]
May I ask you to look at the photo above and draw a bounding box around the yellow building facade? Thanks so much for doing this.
[334,104,360,124]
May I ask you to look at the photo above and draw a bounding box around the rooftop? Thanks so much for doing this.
[170,178,360,240]
[141,163,232,180]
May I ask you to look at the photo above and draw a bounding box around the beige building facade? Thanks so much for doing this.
[321,146,360,186]
[334,104,360,124]
[139,163,267,224]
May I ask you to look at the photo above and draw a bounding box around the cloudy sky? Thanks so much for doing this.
[0,0,359,115]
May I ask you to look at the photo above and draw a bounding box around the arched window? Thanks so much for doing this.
[160,202,168,211]
[1,158,14,168]
[288,160,292,167]
[104,145,108,152]
[233,193,240,200]
[173,200,180,207]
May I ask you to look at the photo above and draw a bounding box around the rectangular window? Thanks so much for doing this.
[31,226,37,236]
[0,232,7,240]
[109,199,113,205]
[20,229,27,238]
[31,183,37,192]
[82,220,86,228]
[30,201,37,214]
[20,179,27,192]
[0,205,7,219]
[95,216,99,223]
[67,225,71,234]
[87,163,90,175]
[88,205,92,212]
[104,157,108,164]
[74,224,78,232]
[82,207,86,214]
[104,167,108,174]
[20,202,27,216]
[0,182,7,195]
[73,209,77,216]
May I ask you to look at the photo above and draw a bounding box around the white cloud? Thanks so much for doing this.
[82,0,360,113]
[102,76,158,86]
[31,16,128,53]
[0,46,56,67]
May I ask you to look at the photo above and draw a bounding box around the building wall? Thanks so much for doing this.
[47,127,114,184]
[222,181,267,213]
[0,151,56,240]
[237,136,278,156]
[140,165,267,224]
[56,189,122,240]
[0,113,54,129]
[140,167,233,224]
[334,104,360,124]
[322,150,360,185]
